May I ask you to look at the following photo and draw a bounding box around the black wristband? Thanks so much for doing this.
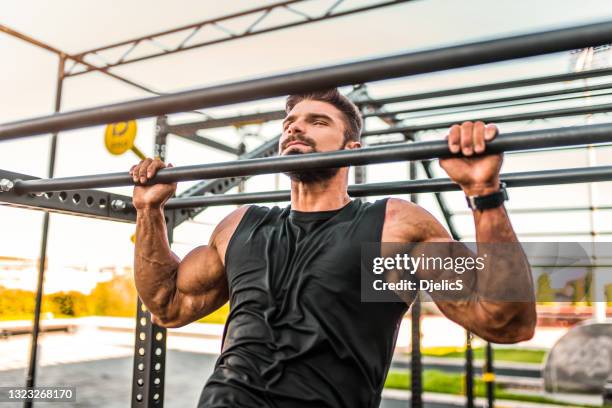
[465,182,508,211]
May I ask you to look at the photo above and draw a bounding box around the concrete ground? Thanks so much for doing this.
[0,318,591,407]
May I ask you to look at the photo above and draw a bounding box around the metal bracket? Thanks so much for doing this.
[0,169,136,223]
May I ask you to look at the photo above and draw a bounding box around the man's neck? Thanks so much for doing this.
[289,174,350,212]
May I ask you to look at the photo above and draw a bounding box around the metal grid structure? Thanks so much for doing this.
[2,8,612,408]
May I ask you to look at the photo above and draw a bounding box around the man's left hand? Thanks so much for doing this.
[439,121,503,196]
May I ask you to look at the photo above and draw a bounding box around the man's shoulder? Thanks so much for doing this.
[382,197,450,242]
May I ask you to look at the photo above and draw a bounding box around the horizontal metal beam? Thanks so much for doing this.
[3,20,612,140]
[0,170,135,222]
[166,110,286,134]
[362,102,612,137]
[161,73,612,135]
[463,230,612,238]
[161,79,612,135]
[453,204,612,215]
[366,81,612,119]
[168,132,240,155]
[160,165,612,208]
[8,123,612,194]
[370,66,612,106]
[68,0,411,76]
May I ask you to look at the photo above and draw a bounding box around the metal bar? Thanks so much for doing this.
[160,71,612,135]
[0,24,159,95]
[10,123,612,194]
[24,57,63,408]
[154,116,168,161]
[463,230,612,238]
[5,20,612,139]
[421,160,460,240]
[132,134,169,408]
[454,204,612,215]
[367,83,612,120]
[169,132,240,155]
[131,301,167,407]
[67,0,411,75]
[465,332,474,408]
[411,293,422,408]
[409,154,422,408]
[167,110,286,134]
[77,1,303,54]
[370,66,612,106]
[362,101,612,137]
[159,80,612,135]
[0,170,135,223]
[485,342,494,408]
[160,165,612,209]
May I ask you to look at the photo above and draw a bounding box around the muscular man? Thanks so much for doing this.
[131,89,536,407]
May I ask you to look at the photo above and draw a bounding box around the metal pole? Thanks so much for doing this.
[131,127,168,408]
[465,332,474,408]
[365,80,612,119]
[484,342,495,408]
[4,20,612,139]
[24,55,65,408]
[361,101,612,137]
[371,66,612,106]
[161,70,612,135]
[410,292,422,408]
[9,123,612,194]
[158,165,612,209]
[409,159,422,408]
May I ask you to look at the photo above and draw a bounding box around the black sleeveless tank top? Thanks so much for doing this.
[198,198,408,408]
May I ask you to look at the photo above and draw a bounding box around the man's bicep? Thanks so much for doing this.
[176,245,227,296]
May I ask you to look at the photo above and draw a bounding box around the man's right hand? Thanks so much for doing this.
[130,158,177,210]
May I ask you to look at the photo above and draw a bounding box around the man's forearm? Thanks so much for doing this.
[134,207,181,319]
[471,204,536,341]
[473,205,517,243]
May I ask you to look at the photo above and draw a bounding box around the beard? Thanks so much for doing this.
[285,166,341,183]
[281,136,344,184]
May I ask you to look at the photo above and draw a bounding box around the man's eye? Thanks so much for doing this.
[314,121,326,125]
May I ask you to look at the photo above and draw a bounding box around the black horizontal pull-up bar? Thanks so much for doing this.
[165,68,612,134]
[161,165,612,208]
[361,101,612,137]
[2,20,612,140]
[6,122,612,194]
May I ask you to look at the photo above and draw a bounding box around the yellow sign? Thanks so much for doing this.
[104,121,145,159]
[482,372,496,382]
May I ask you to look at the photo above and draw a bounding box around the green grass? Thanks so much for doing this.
[385,369,600,407]
[416,346,546,364]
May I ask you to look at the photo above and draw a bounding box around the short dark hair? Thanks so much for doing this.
[285,89,362,143]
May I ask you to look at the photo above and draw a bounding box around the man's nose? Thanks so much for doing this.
[286,120,304,135]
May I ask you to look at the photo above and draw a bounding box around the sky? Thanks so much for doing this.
[2,0,612,293]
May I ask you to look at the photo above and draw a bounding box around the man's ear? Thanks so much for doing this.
[345,141,362,150]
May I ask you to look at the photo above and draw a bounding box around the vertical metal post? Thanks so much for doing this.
[465,331,475,408]
[409,159,422,408]
[484,342,495,407]
[131,124,169,407]
[354,165,366,185]
[420,160,461,240]
[237,141,246,193]
[131,301,168,407]
[154,116,168,161]
[24,55,65,408]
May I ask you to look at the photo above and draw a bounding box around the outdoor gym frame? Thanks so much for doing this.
[2,13,612,408]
